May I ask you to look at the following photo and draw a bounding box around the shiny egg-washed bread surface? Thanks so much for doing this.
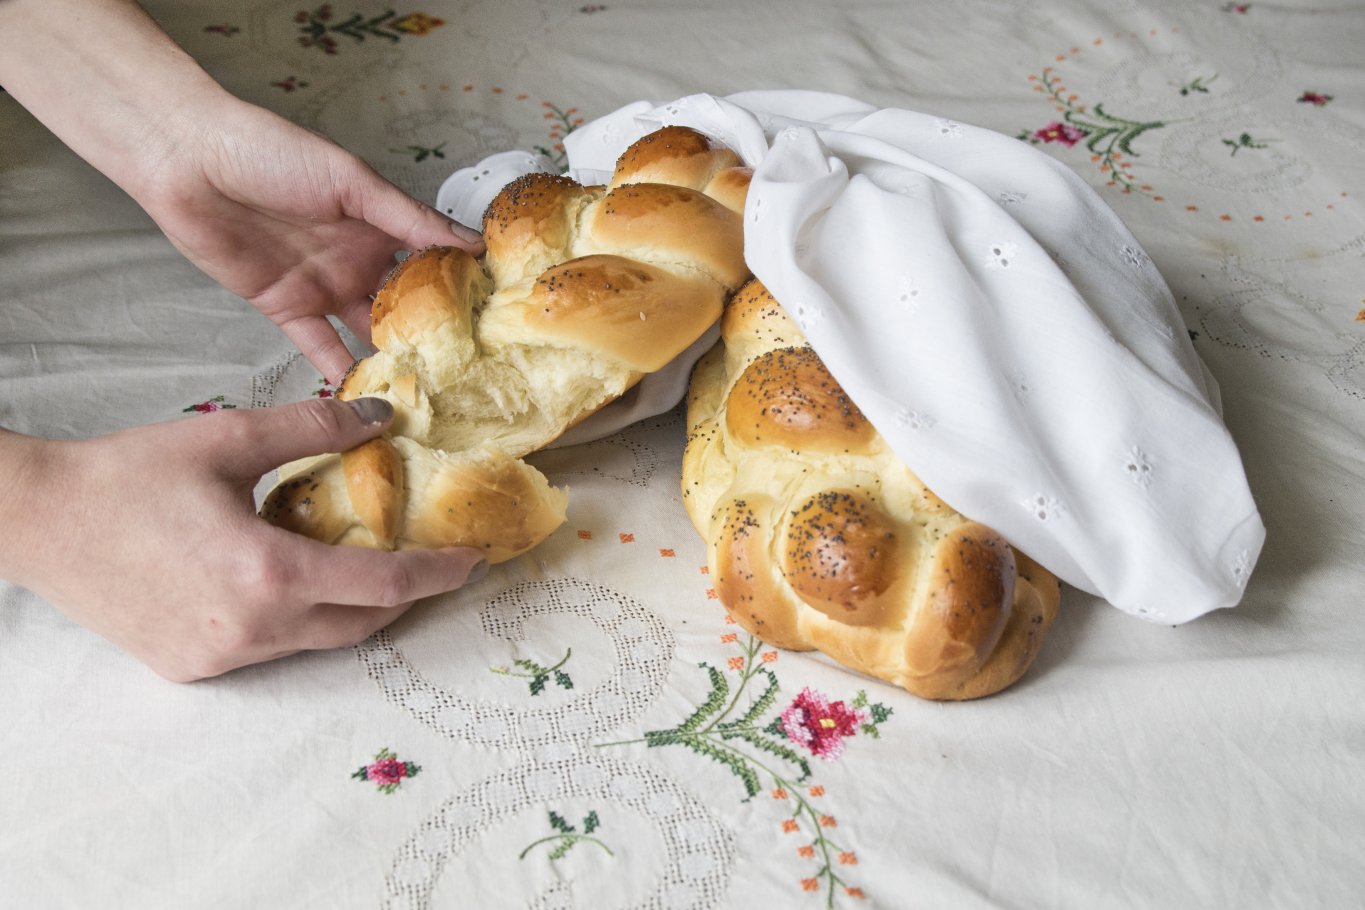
[261,127,753,561]
[682,279,1060,699]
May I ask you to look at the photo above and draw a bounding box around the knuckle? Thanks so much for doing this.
[372,563,415,608]
[229,546,296,601]
[295,397,349,442]
[213,407,261,452]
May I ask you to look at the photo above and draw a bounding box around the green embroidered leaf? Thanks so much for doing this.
[765,715,788,739]
[529,674,548,696]
[548,811,574,834]
[548,841,571,861]
[860,723,882,739]
[720,667,780,732]
[869,703,893,725]
[554,670,574,690]
[514,658,542,673]
[669,663,729,735]
[350,768,368,781]
[720,725,811,782]
[662,733,761,799]
[583,811,599,834]
[643,728,691,748]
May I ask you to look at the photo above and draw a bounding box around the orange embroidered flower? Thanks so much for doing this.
[838,851,858,865]
[771,788,788,800]
[808,785,825,797]
[727,657,745,671]
[699,565,710,574]
[619,533,634,543]
[846,887,866,899]
[819,815,837,828]
[761,651,778,663]
[797,845,815,858]
[659,548,675,558]
[720,633,738,643]
[577,530,592,540]
[722,612,735,622]
[801,878,820,892]
[781,819,800,833]
[389,13,445,35]
[706,589,719,600]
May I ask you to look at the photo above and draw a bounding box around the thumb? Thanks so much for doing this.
[217,397,394,481]
[346,160,485,255]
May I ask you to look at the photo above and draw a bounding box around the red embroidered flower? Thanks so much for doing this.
[779,688,868,760]
[183,395,236,414]
[1033,121,1086,147]
[352,747,420,793]
[367,757,407,785]
[1297,92,1333,106]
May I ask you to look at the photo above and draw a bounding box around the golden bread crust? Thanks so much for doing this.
[263,127,752,562]
[683,278,1060,699]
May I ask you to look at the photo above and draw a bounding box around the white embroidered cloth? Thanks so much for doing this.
[437,90,1265,623]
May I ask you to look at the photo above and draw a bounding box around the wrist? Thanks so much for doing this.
[0,429,72,590]
[0,0,233,203]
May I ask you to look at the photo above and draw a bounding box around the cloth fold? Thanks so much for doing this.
[436,90,1265,622]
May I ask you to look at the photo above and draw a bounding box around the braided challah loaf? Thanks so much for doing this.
[262,126,753,561]
[682,280,1061,700]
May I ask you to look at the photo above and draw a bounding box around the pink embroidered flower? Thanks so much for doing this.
[367,757,407,785]
[1033,121,1086,147]
[779,688,868,760]
[272,76,310,93]
[1297,91,1333,106]
[352,747,420,794]
[183,395,236,414]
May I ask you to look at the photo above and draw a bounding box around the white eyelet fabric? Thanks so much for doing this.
[442,90,1265,622]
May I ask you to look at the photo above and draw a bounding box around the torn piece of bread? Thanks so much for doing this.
[261,126,753,561]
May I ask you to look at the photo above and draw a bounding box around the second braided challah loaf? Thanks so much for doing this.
[262,126,753,560]
[682,280,1061,700]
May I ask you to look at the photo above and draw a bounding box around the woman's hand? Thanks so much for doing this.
[0,0,483,385]
[0,399,487,682]
[134,98,485,384]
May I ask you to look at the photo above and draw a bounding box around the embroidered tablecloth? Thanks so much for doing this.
[2,2,1362,907]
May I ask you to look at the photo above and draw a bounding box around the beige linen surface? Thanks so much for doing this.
[2,1,1362,908]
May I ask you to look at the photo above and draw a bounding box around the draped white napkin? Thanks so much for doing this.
[436,90,1265,623]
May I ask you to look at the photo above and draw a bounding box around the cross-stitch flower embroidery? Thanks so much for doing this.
[779,689,868,760]
[1033,121,1086,147]
[352,747,420,794]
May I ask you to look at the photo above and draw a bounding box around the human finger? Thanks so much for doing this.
[290,601,418,652]
[210,396,394,481]
[342,159,485,255]
[275,314,360,386]
[333,293,376,352]
[285,540,489,608]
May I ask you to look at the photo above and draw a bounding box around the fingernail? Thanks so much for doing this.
[449,220,483,245]
[346,396,393,426]
[464,558,489,585]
